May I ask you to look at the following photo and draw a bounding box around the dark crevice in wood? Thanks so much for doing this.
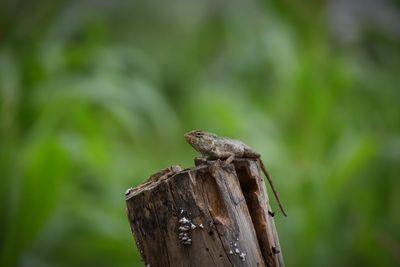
[234,159,284,267]
[236,166,271,262]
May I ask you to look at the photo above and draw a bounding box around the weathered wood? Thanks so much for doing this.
[126,158,285,267]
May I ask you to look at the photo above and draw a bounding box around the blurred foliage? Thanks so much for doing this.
[1,0,400,266]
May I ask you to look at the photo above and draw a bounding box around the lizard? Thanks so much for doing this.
[184,129,287,216]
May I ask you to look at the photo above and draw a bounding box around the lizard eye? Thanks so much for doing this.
[195,132,203,137]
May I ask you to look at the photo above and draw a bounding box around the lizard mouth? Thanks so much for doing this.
[184,130,204,144]
[183,133,192,142]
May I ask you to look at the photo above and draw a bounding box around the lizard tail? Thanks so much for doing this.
[258,159,287,217]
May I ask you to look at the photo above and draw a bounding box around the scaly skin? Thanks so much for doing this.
[184,130,287,216]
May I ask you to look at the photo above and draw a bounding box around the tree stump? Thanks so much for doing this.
[126,158,285,267]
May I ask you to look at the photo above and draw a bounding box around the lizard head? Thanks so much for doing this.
[184,130,217,154]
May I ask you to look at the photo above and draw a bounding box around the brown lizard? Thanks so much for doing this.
[184,129,287,216]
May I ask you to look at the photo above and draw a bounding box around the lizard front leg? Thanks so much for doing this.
[225,153,235,164]
[207,151,235,164]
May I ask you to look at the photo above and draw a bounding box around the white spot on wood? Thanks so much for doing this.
[125,187,133,195]
[239,252,246,261]
[179,226,190,231]
[179,217,190,224]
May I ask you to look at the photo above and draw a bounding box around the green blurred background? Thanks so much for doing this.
[1,0,400,266]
